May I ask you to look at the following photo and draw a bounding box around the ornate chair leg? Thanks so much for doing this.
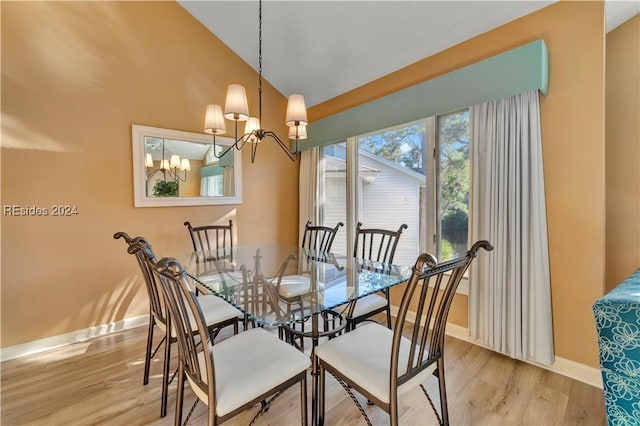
[318,365,325,426]
[175,364,185,426]
[160,333,171,418]
[390,394,399,426]
[384,289,392,329]
[301,373,308,426]
[207,394,215,426]
[437,357,449,426]
[143,315,154,385]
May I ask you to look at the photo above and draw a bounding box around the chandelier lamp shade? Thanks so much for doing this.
[203,0,308,163]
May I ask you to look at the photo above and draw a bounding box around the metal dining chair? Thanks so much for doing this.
[184,220,247,296]
[184,220,234,262]
[150,255,311,426]
[301,220,344,252]
[346,222,408,331]
[316,240,493,426]
[276,221,344,314]
[114,232,243,418]
[273,221,346,352]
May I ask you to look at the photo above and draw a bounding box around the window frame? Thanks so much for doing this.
[315,110,469,271]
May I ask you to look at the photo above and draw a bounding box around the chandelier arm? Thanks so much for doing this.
[147,167,187,184]
[262,131,297,161]
[172,168,188,183]
[146,168,162,180]
[251,138,258,163]
[263,130,299,155]
[236,131,255,151]
[211,134,237,159]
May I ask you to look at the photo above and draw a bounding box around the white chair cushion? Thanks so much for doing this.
[278,275,311,298]
[331,293,388,318]
[198,294,245,324]
[349,293,388,318]
[314,323,436,404]
[187,328,311,416]
[197,270,245,287]
[163,295,242,338]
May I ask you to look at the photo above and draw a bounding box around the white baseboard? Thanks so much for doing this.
[390,306,603,389]
[2,309,604,390]
[0,315,148,362]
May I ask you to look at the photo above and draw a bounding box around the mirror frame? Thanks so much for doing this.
[132,124,243,207]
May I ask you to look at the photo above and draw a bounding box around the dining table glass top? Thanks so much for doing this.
[184,244,412,327]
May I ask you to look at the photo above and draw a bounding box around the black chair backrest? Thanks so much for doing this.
[184,220,233,261]
[114,232,166,325]
[151,256,215,402]
[353,222,408,264]
[301,220,344,253]
[390,240,493,392]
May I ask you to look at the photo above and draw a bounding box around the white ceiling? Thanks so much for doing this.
[179,0,640,108]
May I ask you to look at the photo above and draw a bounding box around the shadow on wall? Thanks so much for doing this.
[1,112,72,152]
[62,273,144,338]
[100,209,239,333]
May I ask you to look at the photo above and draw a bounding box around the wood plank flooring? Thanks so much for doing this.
[1,322,606,425]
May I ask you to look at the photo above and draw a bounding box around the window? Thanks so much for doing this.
[357,121,426,266]
[316,110,470,264]
[201,174,224,197]
[318,143,348,255]
[437,111,470,261]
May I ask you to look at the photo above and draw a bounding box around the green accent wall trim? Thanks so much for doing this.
[302,39,548,150]
[200,151,233,177]
[218,150,234,167]
[199,164,223,178]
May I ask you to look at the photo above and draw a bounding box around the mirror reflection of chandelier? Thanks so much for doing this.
[203,0,308,163]
[145,140,191,182]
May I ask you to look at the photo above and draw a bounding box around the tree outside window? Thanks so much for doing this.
[356,111,470,261]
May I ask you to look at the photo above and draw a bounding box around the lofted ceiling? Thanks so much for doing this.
[179,0,640,108]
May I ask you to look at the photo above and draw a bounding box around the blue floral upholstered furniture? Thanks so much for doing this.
[593,268,640,425]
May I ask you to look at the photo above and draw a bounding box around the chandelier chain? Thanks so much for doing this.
[204,0,304,163]
[258,0,263,124]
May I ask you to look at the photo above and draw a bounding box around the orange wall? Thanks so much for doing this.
[605,15,640,292]
[1,1,615,371]
[1,2,298,347]
[179,164,203,197]
[311,1,606,367]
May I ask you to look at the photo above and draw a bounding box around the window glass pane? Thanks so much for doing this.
[357,123,426,267]
[316,111,469,264]
[319,143,347,255]
[437,110,470,261]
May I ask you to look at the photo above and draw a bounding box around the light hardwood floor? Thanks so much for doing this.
[1,322,606,426]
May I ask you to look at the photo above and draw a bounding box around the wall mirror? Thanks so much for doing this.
[132,124,242,207]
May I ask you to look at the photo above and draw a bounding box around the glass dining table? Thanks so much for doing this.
[184,243,412,425]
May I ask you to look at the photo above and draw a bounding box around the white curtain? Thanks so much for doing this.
[469,90,554,365]
[223,167,234,196]
[200,176,216,196]
[299,147,319,245]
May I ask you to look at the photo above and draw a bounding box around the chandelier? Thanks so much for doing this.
[203,0,308,163]
[145,140,190,183]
